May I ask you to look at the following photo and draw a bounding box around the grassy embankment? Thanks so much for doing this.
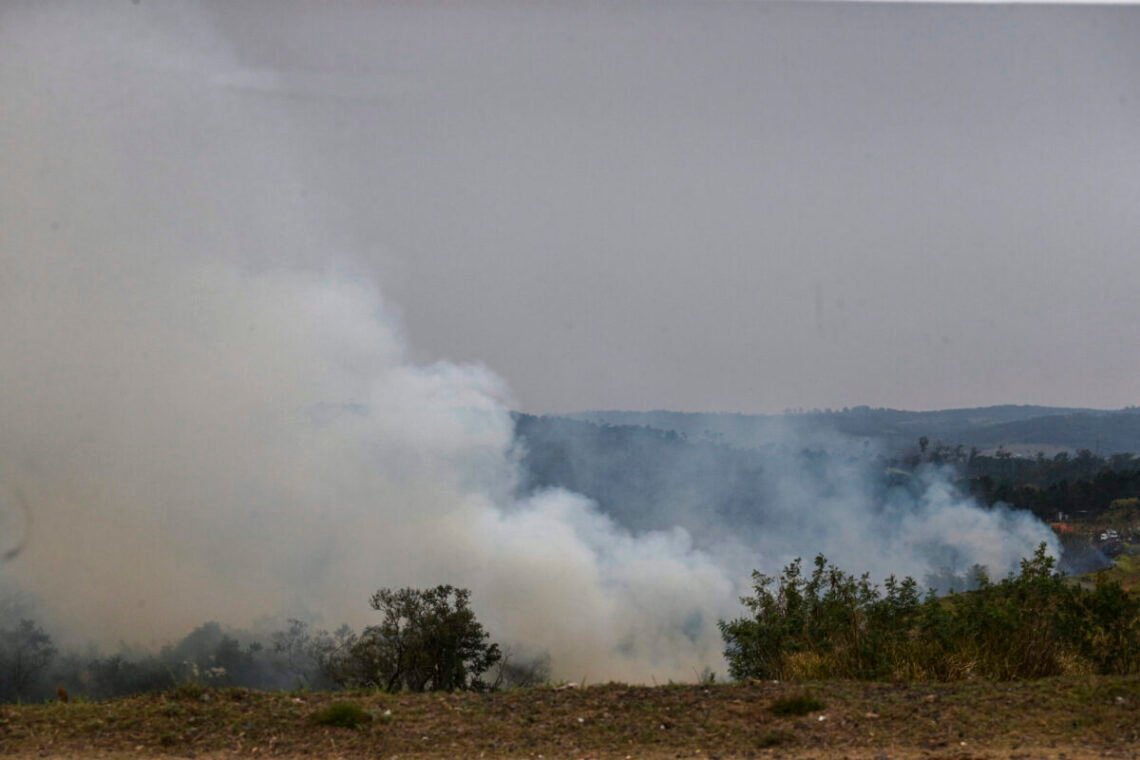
[2,676,1139,759]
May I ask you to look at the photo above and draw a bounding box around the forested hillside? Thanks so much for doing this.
[567,406,1140,454]
[514,410,1140,531]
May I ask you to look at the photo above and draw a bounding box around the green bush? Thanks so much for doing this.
[719,554,926,681]
[769,693,825,716]
[720,544,1140,682]
[311,701,372,729]
[1067,574,1140,675]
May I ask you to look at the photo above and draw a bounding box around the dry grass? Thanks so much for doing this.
[1,676,1138,758]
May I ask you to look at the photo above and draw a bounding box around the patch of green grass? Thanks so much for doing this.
[311,701,372,729]
[769,692,825,717]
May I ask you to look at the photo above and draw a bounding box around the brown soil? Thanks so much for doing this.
[1,676,1137,758]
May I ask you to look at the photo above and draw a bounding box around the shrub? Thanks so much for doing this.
[720,543,1140,682]
[1067,574,1140,675]
[770,693,825,716]
[718,555,921,681]
[312,701,372,729]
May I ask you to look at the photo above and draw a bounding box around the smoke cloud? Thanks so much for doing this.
[1,3,1057,682]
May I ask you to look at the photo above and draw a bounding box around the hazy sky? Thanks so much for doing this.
[25,1,1140,413]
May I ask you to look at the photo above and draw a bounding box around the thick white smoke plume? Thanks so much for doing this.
[1,4,1056,681]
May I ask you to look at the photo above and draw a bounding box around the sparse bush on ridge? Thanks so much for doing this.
[311,701,372,729]
[720,543,1140,682]
[769,692,825,716]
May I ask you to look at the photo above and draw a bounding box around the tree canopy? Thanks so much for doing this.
[328,585,501,692]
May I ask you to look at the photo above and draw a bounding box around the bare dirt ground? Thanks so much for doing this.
[2,676,1137,758]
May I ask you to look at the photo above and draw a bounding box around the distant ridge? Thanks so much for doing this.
[560,405,1140,454]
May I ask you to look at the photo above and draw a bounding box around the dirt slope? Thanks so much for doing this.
[2,676,1137,758]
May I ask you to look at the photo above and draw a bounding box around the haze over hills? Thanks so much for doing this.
[563,405,1140,455]
[512,406,1066,584]
[511,406,1140,582]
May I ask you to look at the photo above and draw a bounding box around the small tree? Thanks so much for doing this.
[270,618,344,690]
[0,619,56,701]
[333,585,501,692]
[489,647,551,689]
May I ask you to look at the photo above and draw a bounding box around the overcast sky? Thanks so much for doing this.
[20,1,1140,414]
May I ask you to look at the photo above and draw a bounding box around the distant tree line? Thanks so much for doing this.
[898,440,1140,521]
[0,586,545,703]
[516,414,1140,542]
[965,453,1140,522]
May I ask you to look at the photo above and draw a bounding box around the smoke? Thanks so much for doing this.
[514,416,1059,591]
[749,450,1058,587]
[1,3,1057,683]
